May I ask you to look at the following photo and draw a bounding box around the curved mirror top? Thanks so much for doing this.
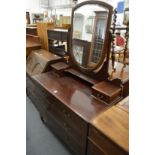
[72,4,109,70]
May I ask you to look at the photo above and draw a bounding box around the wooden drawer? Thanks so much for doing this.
[28,78,87,146]
[27,86,46,116]
[36,85,88,147]
[47,101,87,147]
[89,125,128,155]
[27,76,47,116]
[87,139,106,155]
[46,112,86,155]
[27,77,87,155]
[33,80,88,137]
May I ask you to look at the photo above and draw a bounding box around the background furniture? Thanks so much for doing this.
[26,26,38,36]
[47,28,70,57]
[26,35,41,58]
[26,12,30,25]
[37,22,55,50]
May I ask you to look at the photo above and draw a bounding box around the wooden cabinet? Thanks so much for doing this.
[87,97,129,155]
[27,73,88,155]
[47,29,70,57]
[87,125,128,155]
[27,71,109,155]
[87,139,106,155]
[27,70,128,155]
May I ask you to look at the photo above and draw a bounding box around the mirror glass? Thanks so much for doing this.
[72,4,109,69]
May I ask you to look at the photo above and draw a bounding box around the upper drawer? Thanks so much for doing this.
[89,125,128,155]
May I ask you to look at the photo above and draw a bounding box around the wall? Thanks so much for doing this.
[26,0,41,12]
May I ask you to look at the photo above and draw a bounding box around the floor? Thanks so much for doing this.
[26,96,72,155]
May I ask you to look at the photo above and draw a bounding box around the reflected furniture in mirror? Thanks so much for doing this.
[47,28,70,57]
[26,1,129,155]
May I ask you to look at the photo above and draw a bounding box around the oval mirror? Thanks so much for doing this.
[70,1,113,72]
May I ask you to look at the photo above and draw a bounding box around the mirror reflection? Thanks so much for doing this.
[72,4,109,69]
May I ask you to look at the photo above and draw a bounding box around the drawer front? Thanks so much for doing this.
[87,139,106,155]
[89,125,128,155]
[44,91,87,146]
[27,85,47,116]
[28,78,87,147]
[48,30,61,40]
[27,78,87,155]
[27,76,47,116]
[48,103,87,147]
[46,112,85,155]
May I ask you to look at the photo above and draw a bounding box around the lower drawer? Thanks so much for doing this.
[27,86,46,116]
[89,125,128,155]
[87,139,106,155]
[46,112,86,155]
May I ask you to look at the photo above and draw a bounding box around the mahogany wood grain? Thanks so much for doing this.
[50,62,70,77]
[87,138,106,155]
[32,71,109,122]
[90,97,129,154]
[92,81,122,104]
[65,68,99,85]
[26,49,62,76]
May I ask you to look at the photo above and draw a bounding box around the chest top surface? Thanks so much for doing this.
[33,71,109,122]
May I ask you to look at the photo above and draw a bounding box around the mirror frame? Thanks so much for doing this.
[69,0,113,74]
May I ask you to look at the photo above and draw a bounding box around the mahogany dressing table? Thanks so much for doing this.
[26,1,129,155]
